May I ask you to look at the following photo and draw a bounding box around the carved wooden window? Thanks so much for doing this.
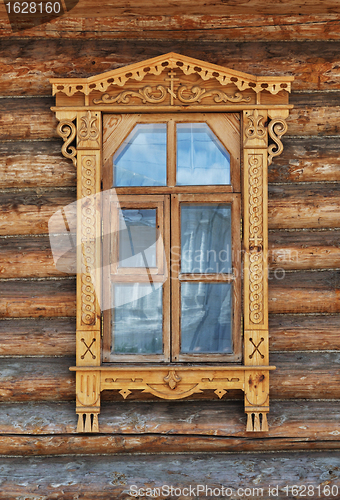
[102,113,241,364]
[50,53,293,434]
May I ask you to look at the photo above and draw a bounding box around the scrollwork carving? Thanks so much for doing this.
[57,119,77,167]
[93,86,167,105]
[81,156,97,326]
[177,85,251,104]
[268,118,288,165]
[248,154,264,325]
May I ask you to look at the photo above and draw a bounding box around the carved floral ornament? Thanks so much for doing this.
[50,53,293,434]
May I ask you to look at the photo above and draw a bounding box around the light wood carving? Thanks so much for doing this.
[50,53,293,434]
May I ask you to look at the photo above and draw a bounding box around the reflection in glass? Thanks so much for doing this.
[113,124,167,186]
[181,282,233,354]
[119,209,157,268]
[181,204,232,274]
[176,123,230,185]
[112,283,163,354]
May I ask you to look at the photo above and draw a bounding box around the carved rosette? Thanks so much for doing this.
[248,154,264,325]
[80,156,97,326]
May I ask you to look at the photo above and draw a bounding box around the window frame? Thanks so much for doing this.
[51,52,293,433]
[102,113,242,364]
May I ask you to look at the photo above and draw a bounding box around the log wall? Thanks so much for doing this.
[1,10,340,499]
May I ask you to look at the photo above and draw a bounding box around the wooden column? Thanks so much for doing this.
[75,111,102,432]
[243,109,270,432]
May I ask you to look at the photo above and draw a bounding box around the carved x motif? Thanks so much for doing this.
[249,337,265,359]
[81,338,96,360]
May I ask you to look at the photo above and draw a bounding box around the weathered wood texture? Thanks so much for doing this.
[268,185,340,229]
[0,236,75,278]
[0,141,76,189]
[0,400,340,455]
[2,230,340,280]
[0,452,339,500]
[0,278,75,318]
[1,314,338,356]
[1,185,339,239]
[0,353,339,402]
[1,0,340,17]
[269,270,340,314]
[269,314,340,351]
[2,15,340,41]
[269,230,340,270]
[0,318,75,356]
[0,189,76,235]
[2,136,340,189]
[0,18,340,476]
[2,40,340,95]
[269,137,340,183]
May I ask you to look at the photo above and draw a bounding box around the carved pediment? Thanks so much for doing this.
[51,52,293,100]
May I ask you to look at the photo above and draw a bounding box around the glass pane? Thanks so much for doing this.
[181,204,232,274]
[181,282,233,354]
[119,209,157,268]
[112,283,163,354]
[113,124,167,186]
[176,123,230,185]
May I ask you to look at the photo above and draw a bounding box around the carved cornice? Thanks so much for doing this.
[51,52,293,97]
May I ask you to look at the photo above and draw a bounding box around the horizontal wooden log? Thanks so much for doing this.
[269,314,340,351]
[1,136,339,189]
[0,269,338,321]
[0,97,56,140]
[1,94,340,141]
[0,140,75,189]
[269,137,340,183]
[1,0,340,17]
[0,452,339,500]
[2,15,340,41]
[0,318,75,356]
[0,278,75,318]
[1,185,339,238]
[268,184,340,229]
[0,399,339,442]
[2,40,340,95]
[0,236,75,278]
[0,352,339,402]
[269,229,340,270]
[0,230,339,281]
[0,400,340,456]
[0,189,76,236]
[1,313,338,356]
[269,269,340,314]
